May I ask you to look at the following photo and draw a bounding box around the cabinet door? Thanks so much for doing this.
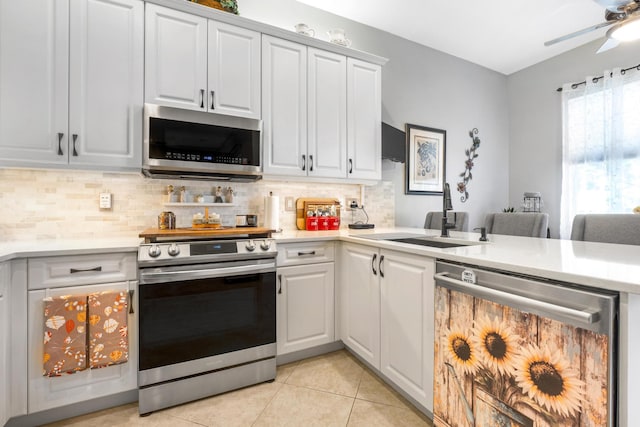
[208,21,260,119]
[339,243,380,369]
[262,35,307,177]
[380,250,434,409]
[276,262,334,355]
[347,58,381,180]
[308,48,347,178]
[0,263,8,426]
[145,3,207,111]
[28,281,137,413]
[0,0,69,166]
[69,0,143,169]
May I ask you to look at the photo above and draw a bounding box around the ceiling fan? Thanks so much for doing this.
[545,0,640,52]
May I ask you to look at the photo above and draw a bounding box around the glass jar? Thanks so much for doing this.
[158,211,176,230]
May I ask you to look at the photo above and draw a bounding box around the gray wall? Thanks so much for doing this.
[507,38,640,238]
[240,0,511,230]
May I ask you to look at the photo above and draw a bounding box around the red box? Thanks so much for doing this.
[329,216,340,230]
[306,216,318,231]
[318,217,329,230]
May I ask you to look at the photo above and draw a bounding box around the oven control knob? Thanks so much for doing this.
[167,243,180,256]
[260,240,271,251]
[245,240,256,252]
[148,244,161,258]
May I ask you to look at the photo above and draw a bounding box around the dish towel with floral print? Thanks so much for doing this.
[87,291,129,369]
[43,295,88,377]
[43,291,128,377]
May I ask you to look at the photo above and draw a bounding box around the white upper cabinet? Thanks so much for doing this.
[0,0,69,166]
[0,0,143,169]
[208,21,261,119]
[145,4,260,119]
[262,36,308,176]
[347,58,382,180]
[145,4,207,111]
[308,48,347,178]
[263,37,381,181]
[69,0,143,169]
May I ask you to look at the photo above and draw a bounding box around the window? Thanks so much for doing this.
[560,67,640,238]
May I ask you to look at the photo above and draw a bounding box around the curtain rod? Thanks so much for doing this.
[556,62,640,92]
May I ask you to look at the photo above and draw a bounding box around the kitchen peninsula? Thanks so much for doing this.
[2,228,638,426]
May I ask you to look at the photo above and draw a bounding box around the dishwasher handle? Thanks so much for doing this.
[434,272,600,325]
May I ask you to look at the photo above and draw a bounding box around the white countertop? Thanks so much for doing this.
[3,227,639,294]
[274,227,640,294]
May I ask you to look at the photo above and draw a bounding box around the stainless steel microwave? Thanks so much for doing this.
[143,104,262,181]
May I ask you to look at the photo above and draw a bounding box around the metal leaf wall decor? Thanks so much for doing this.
[457,128,481,202]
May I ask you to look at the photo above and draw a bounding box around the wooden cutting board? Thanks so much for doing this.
[139,227,273,242]
[296,198,341,230]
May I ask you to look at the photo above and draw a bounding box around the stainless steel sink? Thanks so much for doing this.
[352,232,483,248]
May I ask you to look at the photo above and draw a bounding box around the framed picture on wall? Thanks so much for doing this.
[405,124,446,195]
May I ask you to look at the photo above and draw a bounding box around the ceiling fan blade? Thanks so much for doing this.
[596,37,621,52]
[593,0,633,12]
[544,20,615,46]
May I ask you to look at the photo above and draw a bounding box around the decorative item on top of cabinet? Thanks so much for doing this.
[190,0,238,14]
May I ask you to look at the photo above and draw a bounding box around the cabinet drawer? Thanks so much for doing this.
[28,253,137,290]
[277,241,334,266]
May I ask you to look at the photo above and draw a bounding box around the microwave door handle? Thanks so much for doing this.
[433,272,600,326]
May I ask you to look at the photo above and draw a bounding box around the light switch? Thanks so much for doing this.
[99,192,112,209]
[285,197,295,212]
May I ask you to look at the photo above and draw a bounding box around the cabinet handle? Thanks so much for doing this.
[349,158,353,174]
[72,134,78,156]
[210,90,215,110]
[297,251,316,256]
[57,133,64,156]
[200,89,205,108]
[309,155,313,172]
[371,253,377,275]
[69,266,102,274]
[379,255,385,278]
[128,289,134,314]
[302,154,306,171]
[278,274,282,294]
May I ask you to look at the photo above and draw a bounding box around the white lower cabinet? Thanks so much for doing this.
[276,263,335,355]
[339,243,434,411]
[380,250,434,410]
[339,243,381,369]
[276,242,335,355]
[26,253,137,414]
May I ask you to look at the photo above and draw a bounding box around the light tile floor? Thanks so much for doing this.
[43,350,434,427]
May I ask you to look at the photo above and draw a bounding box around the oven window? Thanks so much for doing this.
[148,117,260,166]
[139,272,275,371]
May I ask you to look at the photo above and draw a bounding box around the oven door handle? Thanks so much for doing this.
[140,263,275,284]
[434,272,600,326]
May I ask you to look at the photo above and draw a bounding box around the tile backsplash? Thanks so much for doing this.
[0,169,394,241]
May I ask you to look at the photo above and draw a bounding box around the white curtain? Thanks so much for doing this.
[560,67,640,239]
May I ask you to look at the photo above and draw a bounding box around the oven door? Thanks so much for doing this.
[138,259,275,386]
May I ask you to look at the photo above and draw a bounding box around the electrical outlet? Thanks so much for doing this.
[347,198,359,209]
[284,196,295,212]
[99,192,112,209]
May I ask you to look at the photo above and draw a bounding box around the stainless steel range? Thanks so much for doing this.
[137,238,277,415]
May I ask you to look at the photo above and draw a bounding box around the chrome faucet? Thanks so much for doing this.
[441,182,455,237]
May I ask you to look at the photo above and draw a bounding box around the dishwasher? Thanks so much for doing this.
[433,260,617,427]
